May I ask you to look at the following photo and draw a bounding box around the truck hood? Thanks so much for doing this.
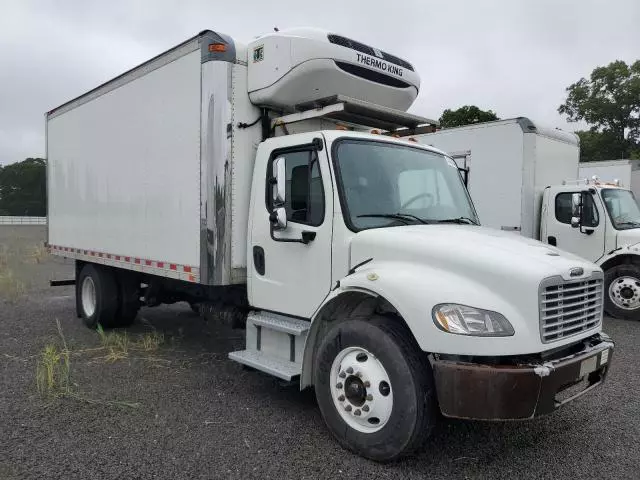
[616,228,640,249]
[350,225,600,283]
[347,225,603,355]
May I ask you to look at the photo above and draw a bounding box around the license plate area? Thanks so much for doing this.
[555,348,610,406]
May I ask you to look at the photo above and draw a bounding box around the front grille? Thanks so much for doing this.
[539,274,603,343]
[327,34,414,72]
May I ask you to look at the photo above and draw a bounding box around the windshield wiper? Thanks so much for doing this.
[436,217,478,225]
[616,221,640,228]
[356,213,429,224]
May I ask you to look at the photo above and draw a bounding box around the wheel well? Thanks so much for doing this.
[600,253,640,273]
[300,290,419,389]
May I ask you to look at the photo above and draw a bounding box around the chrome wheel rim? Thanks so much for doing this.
[330,346,393,433]
[609,276,640,310]
[81,276,97,317]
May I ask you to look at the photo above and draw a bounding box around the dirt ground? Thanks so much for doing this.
[1,226,639,479]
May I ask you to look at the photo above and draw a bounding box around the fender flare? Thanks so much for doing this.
[300,281,411,390]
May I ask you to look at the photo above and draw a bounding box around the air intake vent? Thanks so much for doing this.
[327,34,414,72]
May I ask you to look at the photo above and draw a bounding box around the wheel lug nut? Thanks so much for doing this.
[354,409,361,416]
[366,394,373,401]
[336,382,343,389]
[364,381,370,388]
[362,405,370,412]
[339,371,346,379]
[346,367,354,374]
[345,405,352,412]
[338,395,345,402]
[356,371,362,377]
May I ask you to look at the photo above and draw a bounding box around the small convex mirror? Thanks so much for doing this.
[571,193,582,228]
[272,157,286,207]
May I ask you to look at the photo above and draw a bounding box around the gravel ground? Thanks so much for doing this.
[1,226,639,479]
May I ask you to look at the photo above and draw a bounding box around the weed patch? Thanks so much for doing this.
[0,267,25,302]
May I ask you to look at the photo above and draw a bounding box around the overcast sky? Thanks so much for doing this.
[1,0,638,164]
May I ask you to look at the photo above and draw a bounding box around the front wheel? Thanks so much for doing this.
[605,264,640,320]
[313,316,437,462]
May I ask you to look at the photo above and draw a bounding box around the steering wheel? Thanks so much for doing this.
[400,192,434,210]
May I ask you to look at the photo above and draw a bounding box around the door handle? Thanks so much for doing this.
[301,231,316,244]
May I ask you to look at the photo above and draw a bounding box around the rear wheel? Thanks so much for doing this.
[77,264,119,329]
[313,315,437,462]
[605,264,640,320]
[116,272,140,326]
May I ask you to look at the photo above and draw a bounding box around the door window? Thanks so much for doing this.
[555,193,599,227]
[267,150,325,226]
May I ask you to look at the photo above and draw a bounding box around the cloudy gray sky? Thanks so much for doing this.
[1,0,638,164]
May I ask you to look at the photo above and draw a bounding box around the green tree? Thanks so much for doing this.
[439,105,499,128]
[0,158,47,216]
[559,60,640,159]
[575,130,632,162]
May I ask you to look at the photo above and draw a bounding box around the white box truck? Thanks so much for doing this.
[417,118,640,320]
[47,30,613,461]
[579,160,640,196]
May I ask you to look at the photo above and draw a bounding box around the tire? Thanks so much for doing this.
[77,264,119,329]
[116,273,140,327]
[313,315,437,462]
[604,264,640,320]
[189,302,201,315]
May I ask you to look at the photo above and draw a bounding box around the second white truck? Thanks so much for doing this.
[47,30,613,461]
[417,118,640,320]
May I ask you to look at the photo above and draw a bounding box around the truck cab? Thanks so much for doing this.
[542,180,640,318]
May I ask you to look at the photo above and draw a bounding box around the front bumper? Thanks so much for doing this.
[432,334,614,420]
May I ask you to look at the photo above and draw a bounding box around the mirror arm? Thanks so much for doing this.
[269,224,315,244]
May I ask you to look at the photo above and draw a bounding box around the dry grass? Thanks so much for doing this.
[96,324,130,362]
[36,320,71,397]
[0,267,25,302]
[138,331,165,352]
[26,243,49,264]
[96,324,165,360]
[35,320,140,408]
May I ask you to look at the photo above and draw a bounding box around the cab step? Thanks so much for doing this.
[247,311,310,335]
[228,350,301,381]
[228,310,310,381]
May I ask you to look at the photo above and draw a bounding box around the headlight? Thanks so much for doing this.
[432,304,514,336]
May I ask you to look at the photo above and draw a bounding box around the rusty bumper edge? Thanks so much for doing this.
[432,335,614,421]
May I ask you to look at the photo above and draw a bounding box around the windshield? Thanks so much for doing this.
[334,139,478,231]
[602,188,640,230]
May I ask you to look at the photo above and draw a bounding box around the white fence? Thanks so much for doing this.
[0,216,47,225]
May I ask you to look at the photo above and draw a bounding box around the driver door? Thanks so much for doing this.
[544,191,606,262]
[249,133,334,319]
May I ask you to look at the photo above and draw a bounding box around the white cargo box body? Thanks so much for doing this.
[579,160,640,193]
[47,31,261,286]
[415,118,579,238]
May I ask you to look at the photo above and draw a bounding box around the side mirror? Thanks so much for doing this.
[571,193,582,229]
[272,157,286,207]
[269,207,287,230]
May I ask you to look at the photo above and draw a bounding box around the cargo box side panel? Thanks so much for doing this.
[528,132,579,240]
[48,50,201,270]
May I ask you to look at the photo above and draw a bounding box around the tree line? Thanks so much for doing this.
[1,59,637,215]
[0,158,46,216]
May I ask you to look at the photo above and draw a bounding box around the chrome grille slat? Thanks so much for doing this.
[545,283,600,295]
[542,309,602,330]
[542,290,600,303]
[539,274,603,343]
[542,300,602,319]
